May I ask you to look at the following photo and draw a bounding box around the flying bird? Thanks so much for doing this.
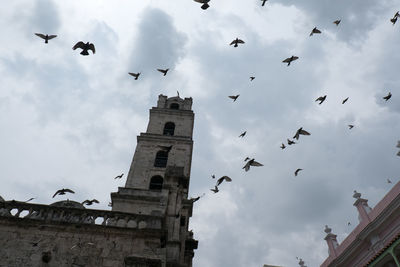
[72,41,95,55]
[294,168,303,176]
[52,188,75,198]
[287,139,296,145]
[230,38,245,47]
[282,56,299,66]
[229,95,240,102]
[348,124,354,129]
[391,12,399,25]
[114,173,124,179]
[333,20,341,26]
[211,174,216,179]
[261,0,267,6]
[128,72,141,80]
[210,186,219,193]
[250,76,255,81]
[383,92,392,101]
[158,145,173,153]
[315,95,327,104]
[216,176,232,186]
[309,27,321,36]
[293,127,311,140]
[35,33,57,43]
[342,97,349,104]
[347,222,351,226]
[239,131,247,138]
[82,199,100,206]
[280,143,286,149]
[387,178,392,184]
[157,68,169,76]
[194,0,210,9]
[190,193,205,203]
[242,158,263,172]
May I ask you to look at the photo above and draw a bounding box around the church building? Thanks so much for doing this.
[0,94,198,267]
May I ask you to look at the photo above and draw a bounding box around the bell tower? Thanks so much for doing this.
[111,94,197,267]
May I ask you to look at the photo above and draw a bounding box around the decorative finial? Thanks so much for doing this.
[298,258,306,266]
[324,225,332,234]
[353,190,361,199]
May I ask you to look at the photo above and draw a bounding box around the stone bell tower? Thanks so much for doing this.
[111,94,197,267]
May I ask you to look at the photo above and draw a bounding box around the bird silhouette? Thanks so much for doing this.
[387,178,392,184]
[211,174,216,179]
[239,131,247,138]
[348,124,354,129]
[282,56,299,66]
[293,127,311,140]
[333,20,341,26]
[35,33,57,43]
[342,97,349,104]
[52,188,75,198]
[250,76,255,81]
[114,173,124,179]
[210,186,219,193]
[310,27,322,36]
[216,176,232,186]
[230,38,245,47]
[383,92,392,101]
[243,158,263,172]
[294,168,303,176]
[194,0,210,9]
[128,72,141,80]
[82,199,99,206]
[261,0,268,6]
[347,222,351,226]
[287,139,296,145]
[190,193,205,203]
[72,41,95,55]
[315,95,327,104]
[280,143,286,149]
[229,95,240,102]
[157,68,169,76]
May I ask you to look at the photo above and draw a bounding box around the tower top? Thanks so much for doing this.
[157,94,193,111]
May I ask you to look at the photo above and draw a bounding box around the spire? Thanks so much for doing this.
[353,190,372,223]
[324,225,339,257]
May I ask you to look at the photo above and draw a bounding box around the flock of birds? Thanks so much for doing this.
[14,3,398,265]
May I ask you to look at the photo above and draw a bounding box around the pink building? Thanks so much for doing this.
[321,182,400,267]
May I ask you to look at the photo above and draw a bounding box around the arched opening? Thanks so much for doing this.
[163,122,175,136]
[149,176,164,191]
[170,103,179,110]
[154,151,168,167]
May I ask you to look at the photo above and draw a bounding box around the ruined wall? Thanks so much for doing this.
[0,201,164,267]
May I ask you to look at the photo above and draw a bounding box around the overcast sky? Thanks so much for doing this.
[1,0,400,266]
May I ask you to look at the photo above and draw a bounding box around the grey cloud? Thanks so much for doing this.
[127,8,188,76]
[280,0,398,43]
[28,0,61,35]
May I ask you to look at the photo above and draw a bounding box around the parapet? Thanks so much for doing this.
[157,94,193,111]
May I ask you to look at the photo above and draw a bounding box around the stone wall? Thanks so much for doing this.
[0,201,164,267]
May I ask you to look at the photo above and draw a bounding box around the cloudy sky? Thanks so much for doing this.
[1,0,400,266]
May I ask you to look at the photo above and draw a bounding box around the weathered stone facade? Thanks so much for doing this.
[0,95,198,267]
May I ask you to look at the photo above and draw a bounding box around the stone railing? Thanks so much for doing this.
[0,201,162,230]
